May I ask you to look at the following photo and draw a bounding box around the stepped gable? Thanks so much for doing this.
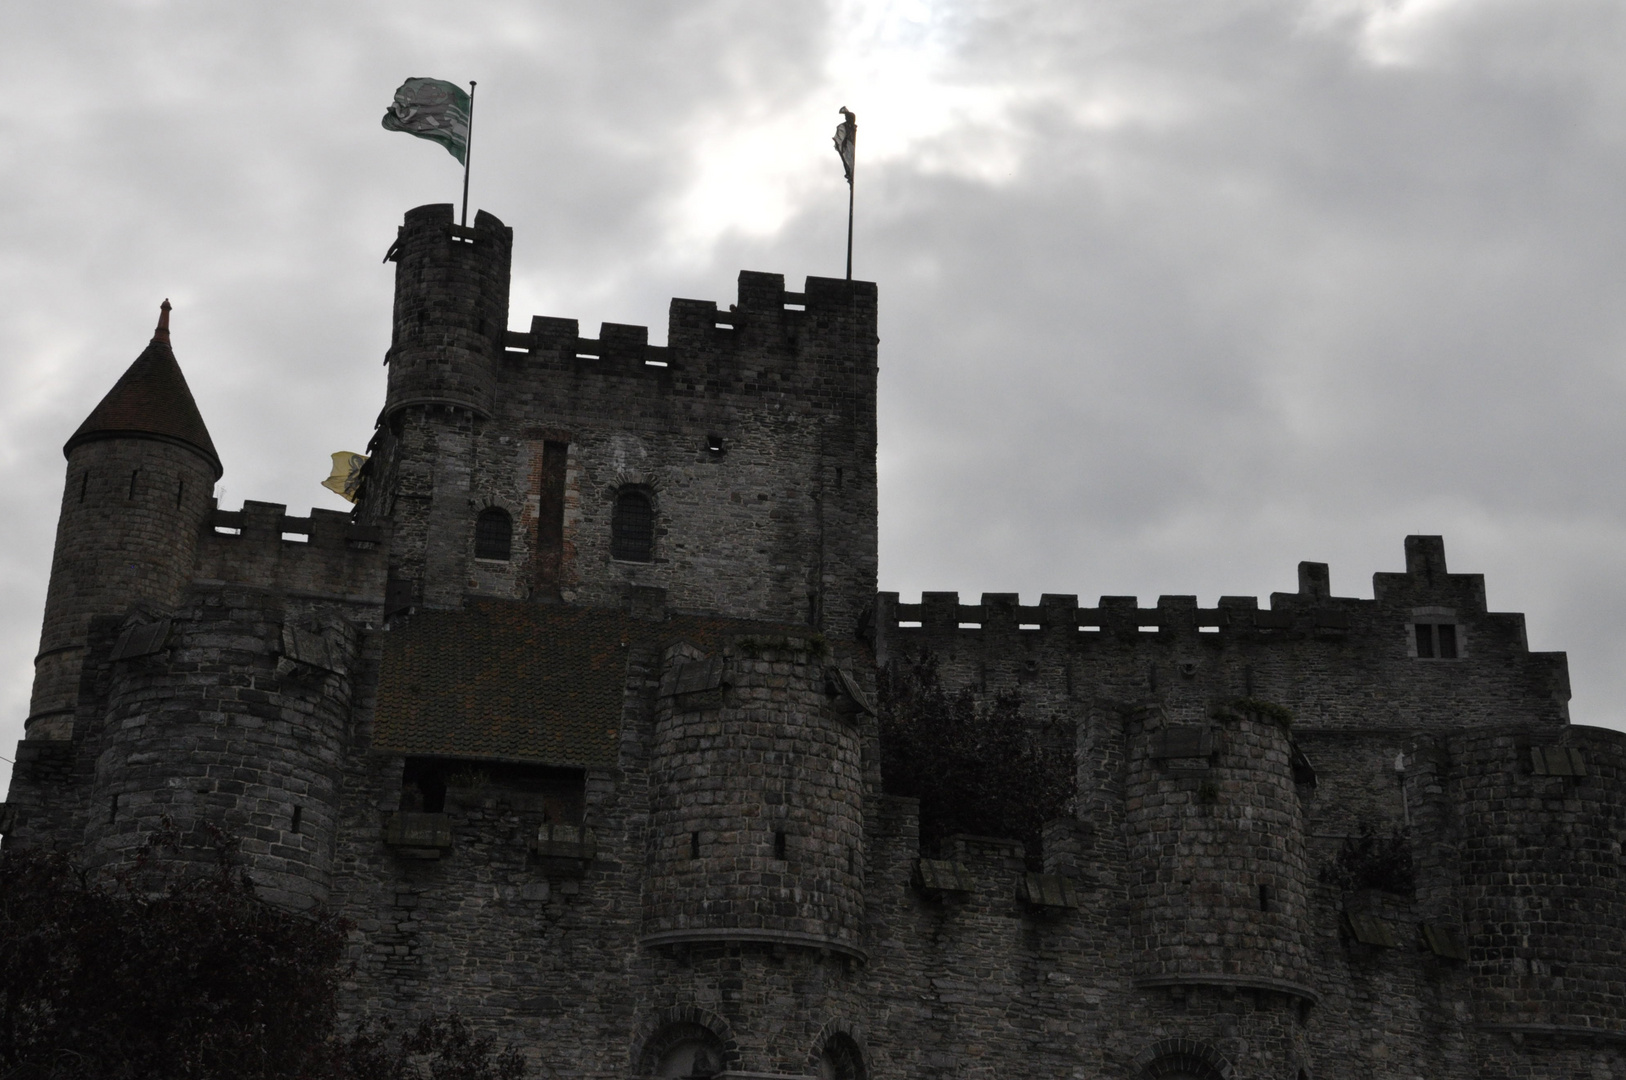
[63,300,222,478]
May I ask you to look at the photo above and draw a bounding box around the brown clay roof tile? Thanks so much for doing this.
[372,600,812,766]
[64,301,221,477]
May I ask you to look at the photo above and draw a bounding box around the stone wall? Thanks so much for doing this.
[29,436,218,739]
[644,637,865,953]
[78,585,359,908]
[360,206,878,644]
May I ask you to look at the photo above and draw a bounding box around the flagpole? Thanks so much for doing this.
[846,168,854,281]
[460,81,477,228]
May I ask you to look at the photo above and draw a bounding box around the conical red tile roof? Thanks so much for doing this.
[64,301,222,478]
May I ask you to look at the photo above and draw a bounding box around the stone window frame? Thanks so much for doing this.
[610,484,658,563]
[636,1008,737,1079]
[807,1021,869,1080]
[1134,1038,1233,1079]
[1407,606,1467,660]
[472,504,515,562]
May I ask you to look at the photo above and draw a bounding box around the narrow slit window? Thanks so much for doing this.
[79,471,89,503]
[690,831,700,860]
[773,830,787,861]
[611,490,654,562]
[108,794,119,823]
[474,507,513,561]
[290,806,303,834]
[128,470,139,499]
[176,480,184,508]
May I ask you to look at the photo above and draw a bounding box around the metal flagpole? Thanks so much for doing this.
[460,81,477,228]
[846,165,854,281]
[843,108,856,281]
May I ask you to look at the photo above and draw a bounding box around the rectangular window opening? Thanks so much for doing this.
[690,831,701,860]
[1415,623,1435,658]
[79,471,89,503]
[214,525,241,536]
[290,806,302,834]
[175,480,185,508]
[1259,884,1273,912]
[773,830,787,861]
[281,531,309,544]
[128,470,139,499]
[1019,623,1041,631]
[1198,626,1220,634]
[108,794,119,823]
[1138,625,1161,633]
[898,620,922,628]
[537,441,569,585]
[401,757,585,821]
[958,622,982,630]
[1437,623,1458,659]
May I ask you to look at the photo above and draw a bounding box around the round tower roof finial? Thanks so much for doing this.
[153,299,172,345]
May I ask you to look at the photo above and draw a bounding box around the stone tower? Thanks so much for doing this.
[367,203,513,610]
[25,302,221,741]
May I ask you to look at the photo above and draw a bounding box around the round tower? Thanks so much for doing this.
[1454,725,1626,1037]
[1124,701,1315,1000]
[643,636,866,956]
[26,302,221,740]
[81,589,356,909]
[383,203,512,419]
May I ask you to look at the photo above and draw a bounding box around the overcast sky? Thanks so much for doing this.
[4,0,1625,791]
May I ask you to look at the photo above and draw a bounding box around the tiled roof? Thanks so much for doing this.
[372,600,812,767]
[65,309,221,477]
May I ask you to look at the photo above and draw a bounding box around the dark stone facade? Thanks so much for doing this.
[5,203,1625,1079]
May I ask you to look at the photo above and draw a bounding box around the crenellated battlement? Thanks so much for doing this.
[194,500,388,604]
[878,537,1517,641]
[494,270,877,402]
[10,200,1624,1079]
[877,537,1570,732]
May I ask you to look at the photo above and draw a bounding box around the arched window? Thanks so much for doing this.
[816,1035,866,1080]
[643,1023,726,1079]
[474,507,512,561]
[612,489,654,562]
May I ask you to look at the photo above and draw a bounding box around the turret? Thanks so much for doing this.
[643,636,867,958]
[1124,701,1315,1002]
[26,303,220,740]
[363,205,511,609]
[383,203,512,419]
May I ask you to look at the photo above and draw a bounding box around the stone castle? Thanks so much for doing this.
[3,203,1624,1079]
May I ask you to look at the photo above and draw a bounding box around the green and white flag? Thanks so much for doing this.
[382,78,471,163]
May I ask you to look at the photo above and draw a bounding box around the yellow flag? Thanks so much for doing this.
[321,452,368,504]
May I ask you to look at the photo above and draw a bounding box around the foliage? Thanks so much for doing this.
[0,824,525,1080]
[877,650,1074,865]
[1320,820,1415,896]
[331,1015,526,1080]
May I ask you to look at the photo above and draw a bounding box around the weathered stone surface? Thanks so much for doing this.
[5,205,1624,1079]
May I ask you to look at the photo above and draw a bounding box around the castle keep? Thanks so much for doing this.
[4,203,1624,1079]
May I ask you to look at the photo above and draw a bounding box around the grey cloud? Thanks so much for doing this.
[3,0,1625,791]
